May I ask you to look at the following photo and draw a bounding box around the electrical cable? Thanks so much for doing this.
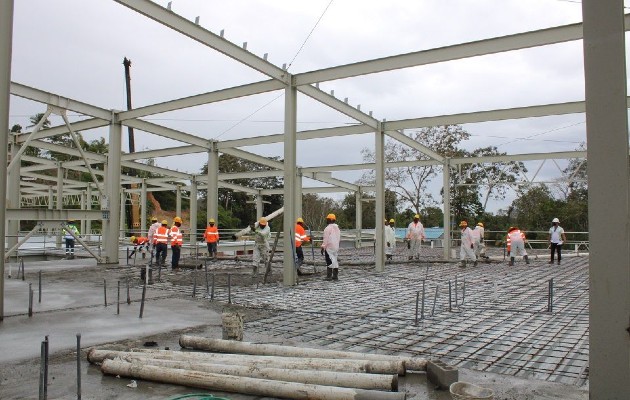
[169,394,231,400]
[286,0,335,71]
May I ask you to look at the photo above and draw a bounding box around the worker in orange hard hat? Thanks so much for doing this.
[251,217,271,279]
[507,226,529,266]
[154,219,170,266]
[170,217,183,270]
[295,217,310,275]
[459,221,477,268]
[204,218,219,259]
[321,213,341,281]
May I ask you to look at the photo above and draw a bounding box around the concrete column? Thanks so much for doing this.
[374,129,385,272]
[140,179,147,236]
[582,1,630,397]
[295,169,303,219]
[355,189,362,248]
[104,120,122,264]
[176,185,182,217]
[283,83,297,286]
[119,190,126,239]
[256,193,264,221]
[86,184,92,237]
[0,0,14,321]
[7,139,20,252]
[47,186,54,236]
[207,145,219,221]
[56,163,63,249]
[189,177,198,246]
[80,190,87,236]
[442,159,451,260]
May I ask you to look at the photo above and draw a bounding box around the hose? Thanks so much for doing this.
[169,394,231,400]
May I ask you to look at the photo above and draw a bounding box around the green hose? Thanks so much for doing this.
[168,394,231,400]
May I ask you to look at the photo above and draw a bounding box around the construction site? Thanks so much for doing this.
[0,1,629,399]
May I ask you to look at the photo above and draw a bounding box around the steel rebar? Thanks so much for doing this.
[420,279,426,320]
[38,270,42,303]
[211,273,215,300]
[126,277,131,305]
[117,281,120,315]
[28,283,33,317]
[44,336,49,399]
[228,273,232,304]
[192,274,197,298]
[204,259,209,294]
[139,278,147,318]
[448,280,452,312]
[76,333,81,400]
[431,284,439,316]
[548,278,554,313]
[455,274,458,306]
[20,257,25,281]
[462,278,466,305]
[39,341,45,400]
[414,291,419,325]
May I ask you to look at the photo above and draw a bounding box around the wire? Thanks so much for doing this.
[554,0,630,10]
[286,0,335,71]
[212,93,285,140]
[495,121,585,148]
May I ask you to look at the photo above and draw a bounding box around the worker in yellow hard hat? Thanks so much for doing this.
[295,217,310,275]
[384,218,396,261]
[459,221,477,268]
[204,218,219,259]
[251,217,271,279]
[154,219,170,266]
[322,213,341,281]
[128,235,149,260]
[170,217,183,270]
[405,213,425,261]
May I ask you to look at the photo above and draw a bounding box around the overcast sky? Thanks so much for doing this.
[8,0,613,212]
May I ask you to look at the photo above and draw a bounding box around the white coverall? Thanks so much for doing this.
[471,226,486,257]
[508,230,527,257]
[384,225,396,257]
[406,221,425,259]
[252,224,271,274]
[147,221,161,250]
[322,223,341,269]
[460,227,477,262]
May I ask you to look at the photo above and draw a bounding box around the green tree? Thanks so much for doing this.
[339,189,397,229]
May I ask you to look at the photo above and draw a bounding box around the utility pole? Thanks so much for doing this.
[123,57,140,234]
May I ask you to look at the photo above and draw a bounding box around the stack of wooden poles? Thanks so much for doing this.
[87,335,428,400]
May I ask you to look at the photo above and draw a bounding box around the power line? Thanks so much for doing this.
[286,0,335,71]
[212,93,285,140]
[495,120,585,148]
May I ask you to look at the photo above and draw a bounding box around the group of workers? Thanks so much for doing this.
[129,216,184,270]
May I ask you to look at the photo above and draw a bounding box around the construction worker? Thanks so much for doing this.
[472,222,488,260]
[321,213,341,281]
[548,218,567,265]
[154,220,170,266]
[384,218,396,261]
[251,217,271,278]
[459,221,477,268]
[170,217,183,270]
[405,214,426,260]
[294,217,310,275]
[204,218,219,259]
[147,216,160,251]
[63,219,80,259]
[507,226,529,266]
[129,236,149,259]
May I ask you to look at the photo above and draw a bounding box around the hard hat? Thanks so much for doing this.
[477,222,484,227]
[552,218,560,223]
[208,218,215,224]
[173,216,182,224]
[459,221,468,227]
[414,214,420,219]
[389,218,395,223]
[68,219,75,223]
[326,213,336,220]
[130,236,136,242]
[259,217,267,225]
[151,216,158,222]
[296,217,304,223]
[161,219,168,225]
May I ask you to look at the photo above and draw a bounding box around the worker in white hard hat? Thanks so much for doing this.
[147,216,160,252]
[548,218,567,265]
[251,217,271,278]
[471,222,489,261]
[459,221,477,268]
[405,214,425,261]
[384,219,396,261]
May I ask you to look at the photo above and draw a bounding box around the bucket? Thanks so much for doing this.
[450,382,494,400]
[222,312,244,341]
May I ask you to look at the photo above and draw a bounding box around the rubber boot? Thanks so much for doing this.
[325,267,333,280]
[524,255,530,265]
[459,260,466,268]
[473,260,478,267]
[332,268,339,281]
[509,257,514,266]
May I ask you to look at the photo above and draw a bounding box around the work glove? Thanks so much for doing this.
[250,224,256,231]
[387,242,390,247]
[407,241,411,249]
[320,248,325,255]
[471,244,474,249]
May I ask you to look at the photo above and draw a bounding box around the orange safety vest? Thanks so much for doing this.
[155,226,170,244]
[204,226,219,243]
[134,237,148,246]
[170,225,183,246]
[295,224,309,247]
[506,229,525,252]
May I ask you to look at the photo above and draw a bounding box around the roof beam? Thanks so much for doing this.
[14,118,109,144]
[450,150,587,165]
[121,145,205,161]
[385,130,445,162]
[113,0,289,83]
[117,79,284,121]
[298,84,379,128]
[220,147,284,170]
[122,119,212,148]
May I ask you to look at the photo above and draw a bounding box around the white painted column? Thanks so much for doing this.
[442,159,451,260]
[119,190,126,239]
[582,1,630,397]
[56,163,63,249]
[207,145,219,222]
[86,184,92,237]
[80,190,87,236]
[0,0,14,321]
[140,178,147,236]
[47,186,54,236]
[7,139,20,252]
[104,120,122,264]
[295,169,303,219]
[374,128,385,272]
[189,177,198,246]
[256,192,264,221]
[355,189,362,248]
[283,84,297,286]
[176,185,182,218]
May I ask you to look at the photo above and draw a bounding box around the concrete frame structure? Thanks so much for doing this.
[1,1,629,396]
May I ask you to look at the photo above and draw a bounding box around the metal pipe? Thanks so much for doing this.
[103,279,107,307]
[228,273,231,304]
[38,270,42,303]
[39,341,45,400]
[231,207,284,239]
[139,278,147,318]
[126,277,130,305]
[117,281,120,315]
[431,285,439,316]
[28,283,33,317]
[76,333,81,400]
[44,336,49,399]
[211,273,215,300]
